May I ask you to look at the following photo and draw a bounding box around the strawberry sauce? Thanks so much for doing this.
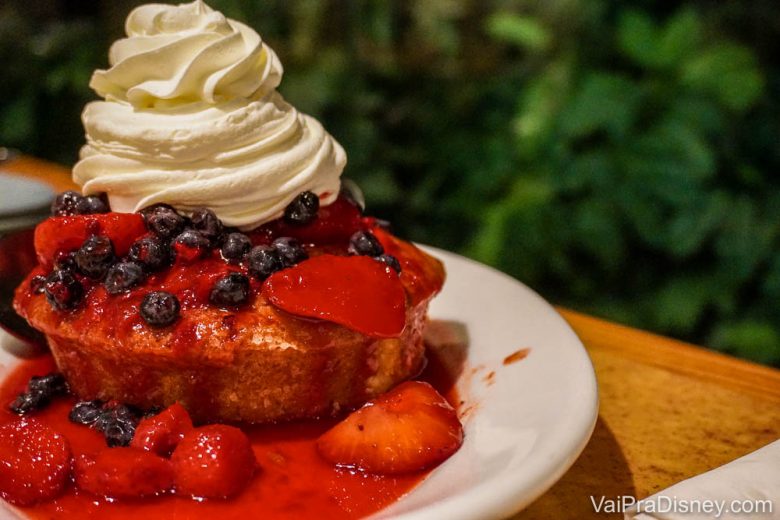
[0,353,460,519]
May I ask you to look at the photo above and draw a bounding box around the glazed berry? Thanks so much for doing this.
[75,235,115,279]
[9,393,46,415]
[75,193,109,215]
[283,191,320,226]
[140,291,180,327]
[131,403,193,457]
[9,373,68,415]
[376,254,402,273]
[53,251,77,272]
[348,230,384,257]
[143,204,186,239]
[104,260,146,295]
[69,400,104,426]
[44,269,83,310]
[173,229,210,262]
[30,275,46,294]
[247,245,283,280]
[74,448,174,499]
[51,190,83,216]
[172,425,256,499]
[129,235,172,271]
[190,208,224,244]
[95,404,140,447]
[272,237,308,267]
[220,232,251,263]
[210,273,250,307]
[0,419,72,505]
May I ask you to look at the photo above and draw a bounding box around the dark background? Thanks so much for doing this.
[2,0,779,365]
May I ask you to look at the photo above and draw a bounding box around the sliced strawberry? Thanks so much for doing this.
[131,403,193,457]
[74,448,174,499]
[34,213,146,270]
[251,196,364,245]
[171,425,256,499]
[317,381,463,474]
[263,254,406,338]
[0,419,72,505]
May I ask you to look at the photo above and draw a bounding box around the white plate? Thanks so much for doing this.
[0,248,598,519]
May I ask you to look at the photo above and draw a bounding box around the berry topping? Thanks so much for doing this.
[190,208,224,244]
[263,255,406,338]
[376,254,402,273]
[348,230,384,257]
[173,229,210,262]
[30,275,46,294]
[104,260,146,295]
[131,403,193,457]
[143,204,186,239]
[140,291,180,327]
[272,237,308,267]
[256,195,364,244]
[51,191,83,216]
[0,419,72,505]
[74,448,174,499]
[220,232,251,263]
[34,213,146,270]
[209,273,250,307]
[129,235,173,271]
[53,251,77,272]
[317,381,463,474]
[75,235,115,279]
[44,269,84,310]
[171,425,255,499]
[247,245,283,280]
[69,400,104,426]
[283,191,320,226]
[94,403,140,447]
[9,373,68,415]
[75,194,110,215]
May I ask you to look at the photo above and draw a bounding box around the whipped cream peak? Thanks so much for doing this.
[91,1,282,108]
[75,1,346,230]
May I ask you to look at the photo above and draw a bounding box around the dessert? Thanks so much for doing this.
[2,1,461,516]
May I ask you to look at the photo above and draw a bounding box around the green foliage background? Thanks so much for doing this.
[2,0,779,365]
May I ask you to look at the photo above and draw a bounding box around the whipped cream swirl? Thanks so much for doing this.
[74,1,345,229]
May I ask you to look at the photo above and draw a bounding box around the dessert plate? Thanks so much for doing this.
[0,247,598,520]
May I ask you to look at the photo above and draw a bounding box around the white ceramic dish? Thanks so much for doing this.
[0,247,598,520]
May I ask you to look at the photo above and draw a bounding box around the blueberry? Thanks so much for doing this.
[44,270,83,310]
[129,235,172,271]
[247,245,283,280]
[283,191,320,226]
[94,404,139,447]
[75,235,115,279]
[104,261,146,295]
[51,191,84,216]
[140,291,180,327]
[272,237,308,267]
[348,231,384,257]
[210,273,250,307]
[143,204,186,239]
[53,251,77,272]
[9,392,45,415]
[69,400,104,426]
[30,275,47,294]
[376,254,402,273]
[174,229,210,251]
[75,194,109,215]
[28,373,68,397]
[220,232,251,263]
[190,208,224,245]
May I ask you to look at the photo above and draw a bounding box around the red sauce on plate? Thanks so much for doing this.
[0,353,460,519]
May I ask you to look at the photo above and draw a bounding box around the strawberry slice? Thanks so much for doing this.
[74,448,174,499]
[254,196,364,245]
[263,254,406,338]
[171,425,256,499]
[131,403,194,457]
[34,213,147,270]
[316,381,463,474]
[0,419,72,505]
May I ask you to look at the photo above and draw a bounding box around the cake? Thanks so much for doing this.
[12,0,445,424]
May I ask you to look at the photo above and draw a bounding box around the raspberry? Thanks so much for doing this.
[131,403,193,457]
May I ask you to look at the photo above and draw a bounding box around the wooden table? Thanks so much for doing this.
[4,156,780,519]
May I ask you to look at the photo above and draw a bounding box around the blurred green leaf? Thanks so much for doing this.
[486,12,551,51]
